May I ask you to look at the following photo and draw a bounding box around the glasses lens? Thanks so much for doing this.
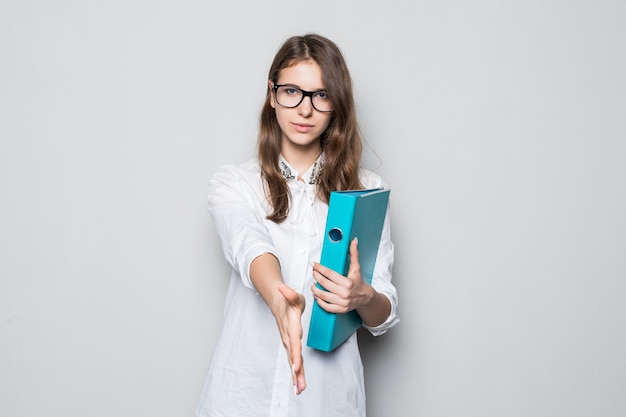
[311,91,332,112]
[276,86,303,108]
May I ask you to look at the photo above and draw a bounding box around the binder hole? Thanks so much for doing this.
[328,228,343,242]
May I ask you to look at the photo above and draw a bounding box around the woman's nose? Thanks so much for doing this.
[298,96,313,117]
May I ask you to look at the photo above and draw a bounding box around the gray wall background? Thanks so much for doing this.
[1,1,625,416]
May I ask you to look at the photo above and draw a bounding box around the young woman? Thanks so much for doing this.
[197,33,399,417]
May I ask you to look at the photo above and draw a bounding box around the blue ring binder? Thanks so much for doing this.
[306,188,390,352]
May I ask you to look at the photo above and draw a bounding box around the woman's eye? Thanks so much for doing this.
[285,88,298,95]
[315,91,329,100]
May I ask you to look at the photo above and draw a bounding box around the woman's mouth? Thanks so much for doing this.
[293,123,313,133]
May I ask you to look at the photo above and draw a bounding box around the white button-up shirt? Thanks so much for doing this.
[197,156,399,417]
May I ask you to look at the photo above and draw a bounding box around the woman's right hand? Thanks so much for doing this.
[250,253,307,395]
[274,282,307,395]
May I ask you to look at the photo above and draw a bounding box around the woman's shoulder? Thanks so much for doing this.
[211,158,261,180]
[358,167,388,189]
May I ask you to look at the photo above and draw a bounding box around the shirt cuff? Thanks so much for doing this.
[362,292,399,336]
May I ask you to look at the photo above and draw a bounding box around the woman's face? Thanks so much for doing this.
[270,60,333,155]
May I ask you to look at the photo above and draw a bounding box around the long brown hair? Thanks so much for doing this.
[258,33,364,223]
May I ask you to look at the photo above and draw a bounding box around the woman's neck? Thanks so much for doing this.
[281,143,322,179]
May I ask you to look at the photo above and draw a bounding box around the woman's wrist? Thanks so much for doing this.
[357,288,391,328]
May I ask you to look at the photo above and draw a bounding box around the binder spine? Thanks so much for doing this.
[319,193,355,274]
[307,193,356,352]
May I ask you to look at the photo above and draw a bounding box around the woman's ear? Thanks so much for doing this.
[268,81,276,109]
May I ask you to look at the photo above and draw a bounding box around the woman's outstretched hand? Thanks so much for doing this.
[275,282,307,395]
[250,253,307,395]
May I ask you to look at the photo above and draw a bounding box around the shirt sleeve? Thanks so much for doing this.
[357,170,400,336]
[362,203,400,336]
[207,164,281,290]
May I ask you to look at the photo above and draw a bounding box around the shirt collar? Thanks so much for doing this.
[279,153,325,185]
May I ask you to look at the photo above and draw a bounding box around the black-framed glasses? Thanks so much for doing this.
[273,84,334,112]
